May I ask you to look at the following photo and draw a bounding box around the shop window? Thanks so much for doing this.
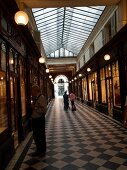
[82,78,87,100]
[88,73,98,102]
[112,61,121,107]
[88,75,92,100]
[0,71,8,132]
[100,68,106,103]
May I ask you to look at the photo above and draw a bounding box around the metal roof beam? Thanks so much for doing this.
[20,0,120,8]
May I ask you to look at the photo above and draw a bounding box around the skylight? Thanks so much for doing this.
[32,6,105,57]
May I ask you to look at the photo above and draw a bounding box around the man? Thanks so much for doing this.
[63,91,69,111]
[31,85,47,156]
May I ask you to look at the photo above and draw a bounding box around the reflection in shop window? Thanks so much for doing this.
[0,71,8,132]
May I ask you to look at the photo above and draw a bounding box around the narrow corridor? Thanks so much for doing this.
[6,99,127,170]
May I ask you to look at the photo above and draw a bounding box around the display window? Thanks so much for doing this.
[82,78,88,100]
[112,61,121,107]
[100,68,106,103]
[88,72,98,102]
[88,75,92,100]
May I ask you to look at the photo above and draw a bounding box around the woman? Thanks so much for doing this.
[69,91,76,111]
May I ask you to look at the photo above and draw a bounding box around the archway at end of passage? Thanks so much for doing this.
[54,75,69,98]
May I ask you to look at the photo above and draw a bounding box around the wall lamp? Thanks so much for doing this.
[46,68,49,73]
[15,11,29,26]
[87,68,91,72]
[79,73,82,77]
[39,56,45,63]
[14,2,29,26]
[104,54,110,61]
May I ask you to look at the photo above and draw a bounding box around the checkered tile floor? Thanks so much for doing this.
[6,98,127,170]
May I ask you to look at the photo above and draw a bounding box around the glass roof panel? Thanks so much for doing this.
[32,6,105,57]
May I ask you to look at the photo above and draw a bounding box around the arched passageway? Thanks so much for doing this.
[54,75,69,98]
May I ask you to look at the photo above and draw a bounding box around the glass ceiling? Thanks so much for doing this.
[32,6,105,58]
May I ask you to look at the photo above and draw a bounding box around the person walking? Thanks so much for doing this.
[69,91,76,111]
[63,91,69,111]
[31,85,47,156]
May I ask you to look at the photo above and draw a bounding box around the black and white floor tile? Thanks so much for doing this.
[6,98,127,170]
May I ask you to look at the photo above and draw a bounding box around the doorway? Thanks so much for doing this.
[54,75,69,98]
